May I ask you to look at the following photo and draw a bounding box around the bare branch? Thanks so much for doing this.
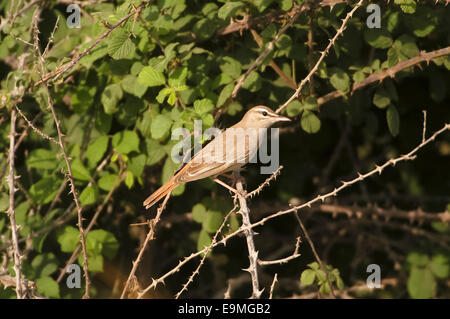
[317,46,450,107]
[121,194,170,299]
[258,236,301,266]
[236,175,263,299]
[7,108,23,299]
[174,204,238,299]
[32,7,90,297]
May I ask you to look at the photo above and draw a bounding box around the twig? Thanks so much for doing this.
[294,213,336,298]
[32,7,90,297]
[276,0,364,114]
[56,173,124,283]
[258,236,301,266]
[246,166,283,199]
[236,175,263,299]
[317,46,450,107]
[269,273,278,299]
[15,105,58,145]
[174,205,238,299]
[422,110,427,143]
[249,30,297,89]
[310,203,450,224]
[120,193,170,299]
[231,4,305,100]
[7,109,23,299]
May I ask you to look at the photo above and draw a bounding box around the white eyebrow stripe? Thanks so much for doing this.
[254,107,276,115]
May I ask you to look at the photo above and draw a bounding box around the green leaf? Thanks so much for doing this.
[218,2,245,20]
[301,111,321,134]
[86,136,109,168]
[373,88,391,108]
[108,29,136,60]
[86,229,119,260]
[101,83,123,114]
[146,138,166,166]
[403,7,438,37]
[129,154,146,176]
[203,210,223,233]
[71,158,91,181]
[162,157,185,196]
[31,253,58,278]
[197,228,212,251]
[319,281,331,295]
[27,149,57,170]
[192,203,207,223]
[194,98,214,114]
[302,97,318,111]
[80,185,99,206]
[125,170,134,188]
[193,18,218,40]
[121,75,147,98]
[407,252,429,267]
[286,100,302,117]
[219,56,242,79]
[29,177,60,204]
[151,114,172,140]
[300,269,316,285]
[36,277,60,299]
[308,262,320,270]
[430,254,449,279]
[71,87,96,114]
[112,130,140,154]
[364,28,393,49]
[57,226,79,253]
[394,0,416,14]
[280,0,293,11]
[242,71,262,92]
[79,252,103,273]
[329,68,350,93]
[408,266,436,299]
[138,65,166,87]
[386,105,400,137]
[217,82,234,107]
[98,174,118,191]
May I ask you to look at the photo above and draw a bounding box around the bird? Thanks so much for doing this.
[143,105,291,209]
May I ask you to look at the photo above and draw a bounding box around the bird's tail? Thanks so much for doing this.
[143,179,178,209]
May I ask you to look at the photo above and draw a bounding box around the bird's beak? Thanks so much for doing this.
[275,115,291,122]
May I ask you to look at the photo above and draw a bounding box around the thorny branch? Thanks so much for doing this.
[7,109,23,299]
[121,194,171,299]
[236,175,263,299]
[139,120,450,296]
[32,8,91,298]
[317,46,450,107]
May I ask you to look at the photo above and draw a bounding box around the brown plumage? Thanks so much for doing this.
[143,106,291,209]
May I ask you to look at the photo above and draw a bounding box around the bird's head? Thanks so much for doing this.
[240,105,291,129]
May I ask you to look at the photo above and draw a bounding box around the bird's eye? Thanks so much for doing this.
[261,111,268,116]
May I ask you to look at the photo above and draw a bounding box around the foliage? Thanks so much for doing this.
[0,0,449,299]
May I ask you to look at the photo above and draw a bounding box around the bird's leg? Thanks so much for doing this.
[213,177,238,194]
[231,169,246,190]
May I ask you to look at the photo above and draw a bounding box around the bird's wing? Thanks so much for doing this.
[173,132,234,183]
